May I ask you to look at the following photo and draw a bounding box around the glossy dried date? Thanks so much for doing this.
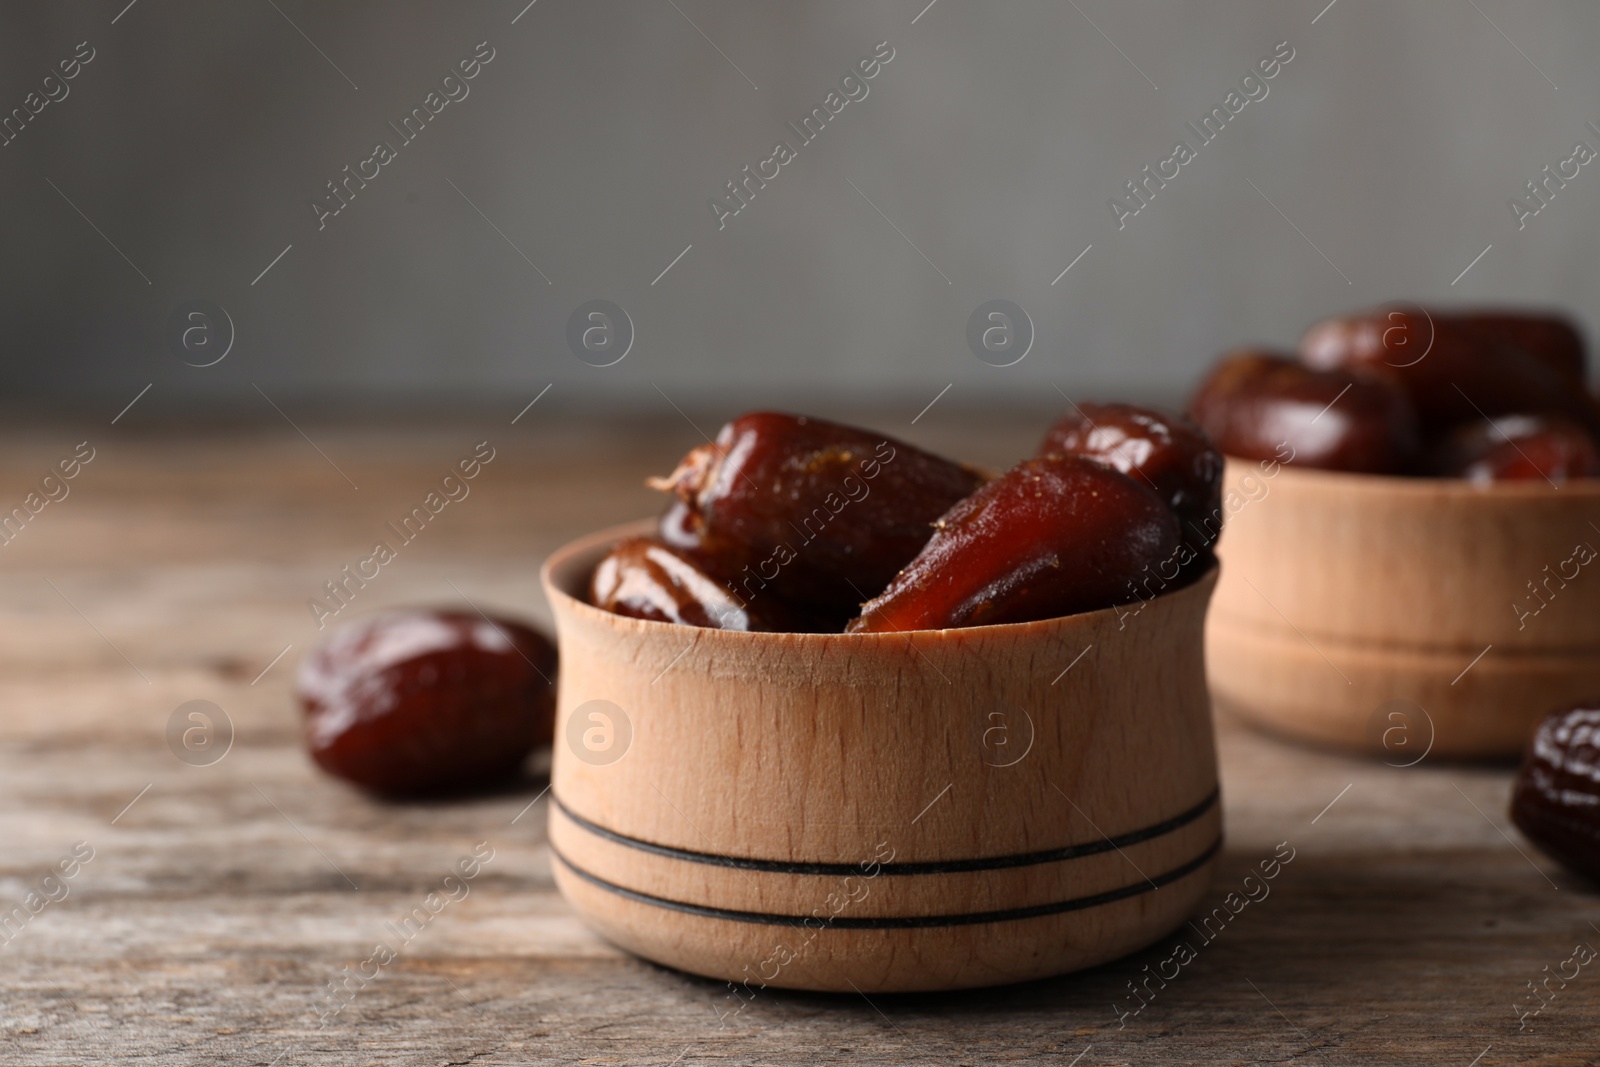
[1187,350,1419,473]
[649,412,985,611]
[1511,702,1600,882]
[1301,307,1599,434]
[589,536,834,631]
[1037,402,1223,558]
[298,609,557,795]
[1424,414,1600,484]
[847,455,1182,632]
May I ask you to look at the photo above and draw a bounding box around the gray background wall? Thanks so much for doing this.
[2,0,1596,417]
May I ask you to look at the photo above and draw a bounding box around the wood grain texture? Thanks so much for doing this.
[0,417,1596,1065]
[1209,458,1600,757]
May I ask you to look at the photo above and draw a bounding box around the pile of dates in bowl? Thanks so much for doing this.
[1188,305,1600,483]
[590,404,1224,633]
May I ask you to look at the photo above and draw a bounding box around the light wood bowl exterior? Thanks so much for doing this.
[541,521,1220,993]
[1209,458,1600,758]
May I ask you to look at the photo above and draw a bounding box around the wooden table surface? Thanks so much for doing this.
[0,411,1594,1067]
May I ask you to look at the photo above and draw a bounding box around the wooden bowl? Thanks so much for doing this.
[540,521,1221,993]
[1208,458,1600,758]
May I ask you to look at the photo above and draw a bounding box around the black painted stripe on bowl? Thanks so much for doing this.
[551,787,1219,876]
[551,836,1223,929]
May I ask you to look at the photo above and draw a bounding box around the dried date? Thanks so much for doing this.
[590,536,834,631]
[649,412,984,611]
[1301,307,1599,435]
[847,455,1182,632]
[1187,350,1419,473]
[1511,702,1600,882]
[1424,414,1600,484]
[1038,402,1223,558]
[298,609,557,795]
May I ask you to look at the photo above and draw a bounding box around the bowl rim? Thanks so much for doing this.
[540,518,1218,643]
[1223,453,1600,500]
